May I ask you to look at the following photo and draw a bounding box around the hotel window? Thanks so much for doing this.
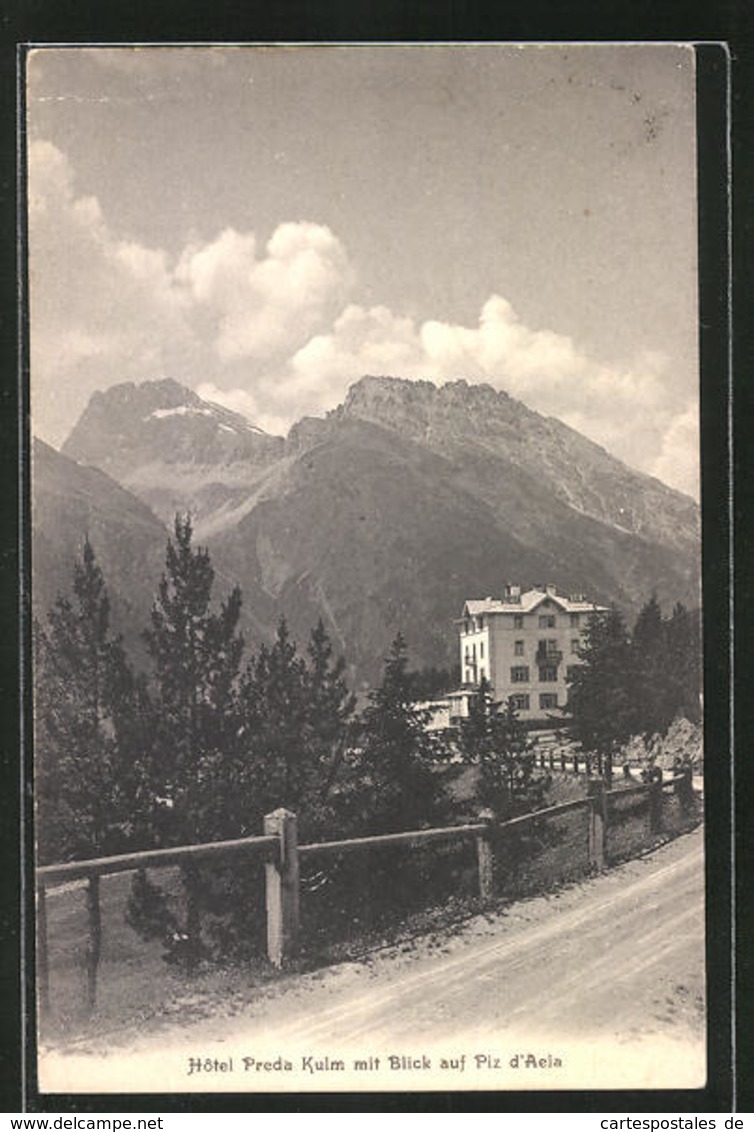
[571,638,580,654]
[566,665,580,681]
[538,614,556,628]
[570,613,580,627]
[510,693,530,711]
[479,666,486,680]
[510,666,529,683]
[514,639,524,656]
[539,693,558,710]
[513,614,524,629]
[480,641,484,659]
[538,665,558,682]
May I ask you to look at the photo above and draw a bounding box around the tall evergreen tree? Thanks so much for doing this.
[665,602,702,725]
[459,680,540,816]
[458,676,498,767]
[237,617,356,837]
[351,634,449,833]
[34,539,139,862]
[144,515,245,845]
[186,618,356,960]
[303,619,357,831]
[239,618,310,824]
[630,593,673,740]
[565,607,634,776]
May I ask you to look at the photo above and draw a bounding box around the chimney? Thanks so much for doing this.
[546,582,557,596]
[504,583,521,601]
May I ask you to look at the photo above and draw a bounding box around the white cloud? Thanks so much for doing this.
[28,139,73,211]
[650,403,700,497]
[28,140,698,496]
[267,294,696,494]
[28,140,198,444]
[177,221,353,363]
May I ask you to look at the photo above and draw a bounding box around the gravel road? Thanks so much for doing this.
[40,827,706,1094]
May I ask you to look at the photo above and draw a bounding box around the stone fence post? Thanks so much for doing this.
[476,808,496,903]
[264,808,300,967]
[676,765,695,810]
[649,775,663,834]
[587,777,606,872]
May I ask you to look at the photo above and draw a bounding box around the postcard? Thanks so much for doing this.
[26,42,710,1097]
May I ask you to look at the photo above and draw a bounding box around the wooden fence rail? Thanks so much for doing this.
[298,820,489,857]
[37,832,281,885]
[36,771,694,1015]
[36,829,280,1015]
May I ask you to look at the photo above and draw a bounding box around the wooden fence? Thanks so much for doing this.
[530,745,656,781]
[36,769,695,1015]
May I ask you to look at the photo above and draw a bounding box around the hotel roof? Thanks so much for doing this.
[461,588,609,617]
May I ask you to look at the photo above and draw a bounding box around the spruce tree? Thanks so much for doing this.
[144,515,244,845]
[239,618,310,823]
[303,619,357,831]
[628,596,701,742]
[237,617,356,837]
[665,602,702,725]
[34,539,139,862]
[630,593,673,740]
[352,634,449,833]
[459,681,539,816]
[565,607,634,776]
[459,676,497,767]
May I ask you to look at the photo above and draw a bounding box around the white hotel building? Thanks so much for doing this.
[448,583,609,725]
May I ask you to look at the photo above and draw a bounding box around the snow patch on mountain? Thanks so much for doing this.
[149,406,215,420]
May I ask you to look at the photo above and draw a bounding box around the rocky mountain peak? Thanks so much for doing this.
[333,373,698,554]
[63,378,284,484]
[338,373,535,441]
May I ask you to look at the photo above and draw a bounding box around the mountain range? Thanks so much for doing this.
[33,375,700,689]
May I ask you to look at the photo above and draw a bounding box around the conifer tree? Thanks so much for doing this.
[237,617,356,837]
[239,618,310,822]
[565,607,634,776]
[628,596,702,742]
[34,539,139,862]
[144,515,244,845]
[304,619,357,828]
[352,633,449,833]
[459,680,539,816]
[630,593,673,740]
[665,602,702,725]
[458,675,497,764]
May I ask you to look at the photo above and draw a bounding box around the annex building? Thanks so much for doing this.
[448,583,609,725]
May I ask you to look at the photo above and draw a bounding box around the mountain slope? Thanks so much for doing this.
[337,376,699,558]
[208,413,699,687]
[31,439,170,657]
[47,375,701,688]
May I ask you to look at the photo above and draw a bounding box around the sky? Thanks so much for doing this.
[26,44,699,496]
